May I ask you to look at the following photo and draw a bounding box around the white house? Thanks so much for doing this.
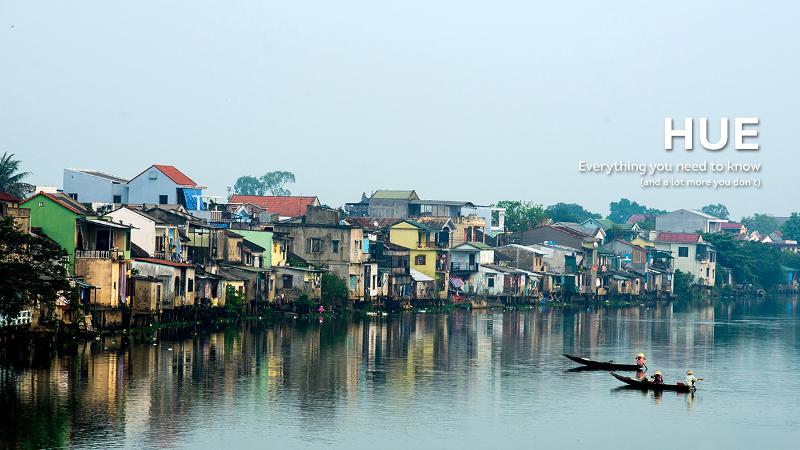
[106,206,184,261]
[655,209,728,234]
[653,232,716,286]
[63,168,129,204]
[127,165,205,211]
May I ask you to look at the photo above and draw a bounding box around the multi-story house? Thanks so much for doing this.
[274,207,378,301]
[388,219,449,299]
[653,232,716,286]
[655,209,728,234]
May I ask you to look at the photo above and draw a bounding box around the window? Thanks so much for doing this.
[415,255,426,265]
[349,275,357,290]
[187,278,194,292]
[306,238,322,254]
[710,252,716,262]
[113,195,122,203]
[488,275,495,288]
[159,195,169,205]
[678,246,689,257]
[174,276,182,295]
[332,240,340,254]
[68,193,78,200]
[96,229,111,251]
[282,275,293,289]
[354,240,359,255]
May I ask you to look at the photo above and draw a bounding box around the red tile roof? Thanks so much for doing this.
[655,232,702,243]
[131,165,197,186]
[134,257,194,268]
[229,195,318,217]
[626,214,648,225]
[0,191,21,203]
[720,222,743,229]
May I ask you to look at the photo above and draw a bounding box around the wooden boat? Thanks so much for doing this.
[563,354,642,371]
[611,372,694,392]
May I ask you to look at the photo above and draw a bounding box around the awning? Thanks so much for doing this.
[449,276,465,289]
[612,274,629,281]
[410,268,434,282]
[81,218,135,229]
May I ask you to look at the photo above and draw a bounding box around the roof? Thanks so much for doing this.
[409,268,434,282]
[383,241,411,252]
[371,190,418,200]
[80,218,134,230]
[345,217,400,229]
[720,222,744,229]
[131,164,197,187]
[228,195,318,217]
[409,199,475,207]
[133,257,194,268]
[496,244,546,255]
[70,169,128,184]
[391,219,431,231]
[241,239,266,253]
[452,242,493,251]
[0,191,21,203]
[24,192,93,215]
[626,214,649,225]
[413,216,454,231]
[655,232,702,244]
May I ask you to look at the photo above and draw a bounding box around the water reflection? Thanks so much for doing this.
[2,297,798,449]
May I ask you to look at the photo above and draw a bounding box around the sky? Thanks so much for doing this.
[1,1,797,219]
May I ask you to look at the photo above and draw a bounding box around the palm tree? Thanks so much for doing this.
[0,152,34,198]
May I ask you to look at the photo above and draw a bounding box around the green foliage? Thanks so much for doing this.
[495,200,547,233]
[780,212,800,241]
[224,285,246,314]
[545,203,601,223]
[673,269,695,299]
[232,171,296,196]
[321,273,349,306]
[702,232,784,289]
[607,198,666,224]
[233,176,265,196]
[741,213,778,235]
[700,203,730,220]
[0,152,33,198]
[0,217,75,319]
[260,171,295,196]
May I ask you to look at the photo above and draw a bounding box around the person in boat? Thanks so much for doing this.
[635,353,647,370]
[651,370,664,384]
[685,370,703,388]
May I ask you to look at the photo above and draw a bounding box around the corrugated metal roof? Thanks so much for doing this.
[370,190,418,200]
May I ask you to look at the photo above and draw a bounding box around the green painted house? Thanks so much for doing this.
[22,192,132,272]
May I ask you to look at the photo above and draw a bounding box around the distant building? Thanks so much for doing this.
[228,195,320,220]
[655,209,727,234]
[63,168,129,204]
[653,232,716,286]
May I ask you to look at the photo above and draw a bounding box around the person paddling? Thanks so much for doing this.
[651,370,664,384]
[635,353,647,370]
[685,370,703,388]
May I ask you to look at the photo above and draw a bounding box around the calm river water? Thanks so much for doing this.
[2,298,799,449]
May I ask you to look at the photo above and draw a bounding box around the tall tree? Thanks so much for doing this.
[780,212,800,241]
[321,273,349,306]
[545,203,601,223]
[607,198,666,223]
[700,203,730,220]
[0,152,34,198]
[260,171,295,196]
[495,200,547,233]
[741,213,779,235]
[0,217,75,319]
[232,176,265,196]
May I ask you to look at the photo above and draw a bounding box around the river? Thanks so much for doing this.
[2,297,799,449]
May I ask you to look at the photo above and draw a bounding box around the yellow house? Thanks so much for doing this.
[388,220,449,298]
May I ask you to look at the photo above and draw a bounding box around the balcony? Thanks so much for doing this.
[75,249,124,260]
[451,262,478,272]
[417,241,448,249]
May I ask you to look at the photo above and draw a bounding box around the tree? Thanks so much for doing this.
[321,273,349,306]
[0,217,74,319]
[224,285,246,314]
[607,198,666,224]
[780,212,800,241]
[702,232,784,289]
[260,171,295,196]
[0,152,34,198]
[700,203,730,220]
[741,213,779,235]
[495,200,547,233]
[545,203,601,223]
[232,176,265,196]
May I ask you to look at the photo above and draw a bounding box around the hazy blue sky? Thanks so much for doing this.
[1,1,796,219]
